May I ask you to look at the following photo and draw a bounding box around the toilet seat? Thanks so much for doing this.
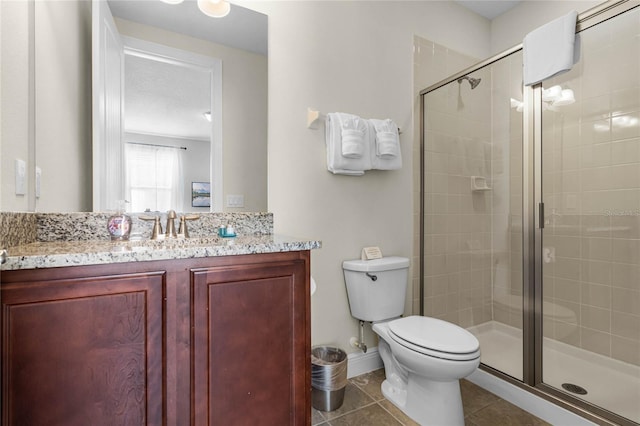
[388,316,480,362]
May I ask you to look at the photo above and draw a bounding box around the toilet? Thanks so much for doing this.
[343,256,480,425]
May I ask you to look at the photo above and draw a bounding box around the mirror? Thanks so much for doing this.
[121,45,219,213]
[0,0,267,213]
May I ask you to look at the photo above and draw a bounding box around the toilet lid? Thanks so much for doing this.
[388,316,480,359]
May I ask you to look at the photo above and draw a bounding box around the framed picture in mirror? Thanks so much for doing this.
[192,182,211,207]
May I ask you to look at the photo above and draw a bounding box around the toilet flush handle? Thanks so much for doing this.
[366,272,377,281]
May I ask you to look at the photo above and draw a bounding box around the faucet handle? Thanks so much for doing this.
[178,214,200,238]
[139,215,163,240]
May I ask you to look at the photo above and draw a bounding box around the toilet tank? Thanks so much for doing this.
[343,256,410,322]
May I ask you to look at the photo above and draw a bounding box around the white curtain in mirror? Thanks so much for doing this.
[125,143,183,213]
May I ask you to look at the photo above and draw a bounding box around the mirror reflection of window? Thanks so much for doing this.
[125,143,184,213]
[119,39,220,212]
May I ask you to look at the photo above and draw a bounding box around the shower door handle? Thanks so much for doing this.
[538,203,545,229]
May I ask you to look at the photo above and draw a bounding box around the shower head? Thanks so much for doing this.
[457,75,481,89]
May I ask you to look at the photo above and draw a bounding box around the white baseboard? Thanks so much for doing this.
[347,346,383,378]
[467,369,597,426]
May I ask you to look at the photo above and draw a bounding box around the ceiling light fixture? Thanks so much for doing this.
[197,0,231,18]
[161,0,231,18]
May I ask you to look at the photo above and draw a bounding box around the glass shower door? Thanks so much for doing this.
[540,6,640,423]
[422,49,525,380]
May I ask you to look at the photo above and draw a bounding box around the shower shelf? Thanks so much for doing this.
[471,176,491,191]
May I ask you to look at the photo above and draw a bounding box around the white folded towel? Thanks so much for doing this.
[370,118,402,170]
[341,116,367,158]
[372,118,400,158]
[326,113,372,175]
[523,10,579,86]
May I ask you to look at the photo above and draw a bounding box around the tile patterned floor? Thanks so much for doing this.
[312,369,550,426]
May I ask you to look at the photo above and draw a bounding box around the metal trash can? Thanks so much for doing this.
[311,346,348,411]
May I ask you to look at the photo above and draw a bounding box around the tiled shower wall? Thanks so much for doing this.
[416,5,640,371]
[541,9,640,366]
[415,37,525,328]
[412,36,479,316]
[422,68,494,327]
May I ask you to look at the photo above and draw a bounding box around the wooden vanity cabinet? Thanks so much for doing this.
[1,266,165,426]
[1,250,311,426]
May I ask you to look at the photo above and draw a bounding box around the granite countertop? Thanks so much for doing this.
[2,234,322,271]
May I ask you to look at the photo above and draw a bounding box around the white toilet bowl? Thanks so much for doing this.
[373,316,480,426]
[342,257,480,425]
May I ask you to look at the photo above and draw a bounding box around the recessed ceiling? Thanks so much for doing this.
[454,0,523,20]
[107,0,267,55]
[124,55,211,141]
[106,0,267,140]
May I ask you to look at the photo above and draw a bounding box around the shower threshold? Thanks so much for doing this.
[468,320,640,423]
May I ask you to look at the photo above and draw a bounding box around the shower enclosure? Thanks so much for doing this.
[419,2,640,424]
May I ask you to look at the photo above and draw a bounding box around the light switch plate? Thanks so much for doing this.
[15,159,26,195]
[226,194,244,208]
[35,166,42,198]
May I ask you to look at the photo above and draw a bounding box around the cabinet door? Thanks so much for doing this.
[1,271,164,426]
[192,255,309,425]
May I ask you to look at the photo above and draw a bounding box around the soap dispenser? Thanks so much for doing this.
[107,200,132,241]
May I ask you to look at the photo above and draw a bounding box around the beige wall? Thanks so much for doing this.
[1,1,32,212]
[35,0,92,212]
[115,19,268,213]
[1,1,91,212]
[244,0,491,353]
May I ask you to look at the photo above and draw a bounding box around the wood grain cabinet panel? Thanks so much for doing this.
[1,251,311,426]
[1,271,164,426]
[192,257,310,426]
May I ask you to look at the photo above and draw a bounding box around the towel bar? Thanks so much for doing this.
[307,107,401,134]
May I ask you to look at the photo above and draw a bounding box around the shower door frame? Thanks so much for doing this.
[419,1,640,424]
